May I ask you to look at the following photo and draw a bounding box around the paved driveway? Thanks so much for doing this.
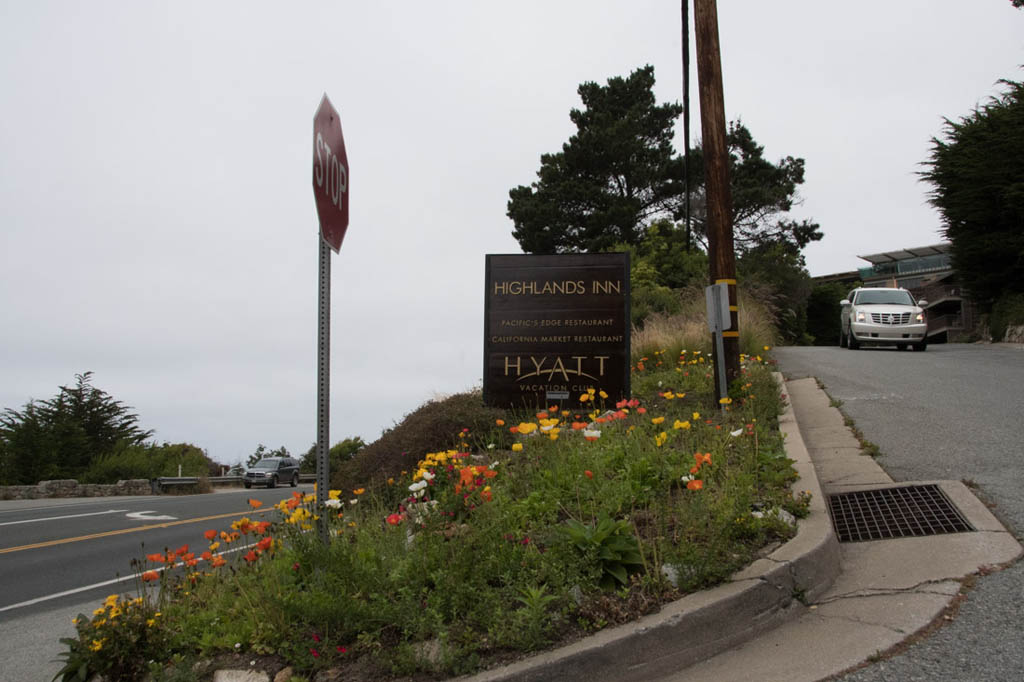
[775,343,1024,681]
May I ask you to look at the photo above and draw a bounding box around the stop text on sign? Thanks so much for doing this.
[314,131,347,213]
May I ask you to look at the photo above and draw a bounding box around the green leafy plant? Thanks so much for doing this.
[559,515,645,590]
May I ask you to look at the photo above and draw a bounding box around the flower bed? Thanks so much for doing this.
[56,350,808,681]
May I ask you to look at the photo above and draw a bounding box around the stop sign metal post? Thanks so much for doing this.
[312,93,349,543]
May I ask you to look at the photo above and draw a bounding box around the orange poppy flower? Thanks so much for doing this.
[248,498,263,509]
[146,553,164,563]
[584,470,593,479]
[256,537,273,552]
[496,419,505,426]
[210,556,227,568]
[243,550,258,563]
[141,570,160,582]
[200,551,213,561]
[687,479,704,491]
[203,529,217,541]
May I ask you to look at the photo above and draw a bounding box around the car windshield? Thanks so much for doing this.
[251,460,278,470]
[855,290,914,306]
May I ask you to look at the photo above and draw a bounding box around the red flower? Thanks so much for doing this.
[337,646,347,653]
[200,551,213,561]
[146,552,164,563]
[210,556,227,568]
[310,648,319,658]
[174,544,189,557]
[386,513,403,525]
[687,479,704,491]
[203,529,217,541]
[312,633,321,642]
[256,536,273,552]
[141,570,160,582]
[243,550,258,563]
[584,470,593,479]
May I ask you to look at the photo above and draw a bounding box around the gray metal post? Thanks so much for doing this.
[316,236,331,544]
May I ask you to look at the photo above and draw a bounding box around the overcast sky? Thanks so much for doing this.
[1,1,1021,466]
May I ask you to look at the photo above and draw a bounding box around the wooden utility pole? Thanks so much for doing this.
[693,0,740,399]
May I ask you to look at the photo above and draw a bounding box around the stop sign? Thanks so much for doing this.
[312,94,349,252]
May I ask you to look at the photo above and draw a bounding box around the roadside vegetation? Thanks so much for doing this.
[54,297,809,682]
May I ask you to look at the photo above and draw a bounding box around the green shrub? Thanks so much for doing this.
[330,392,506,495]
[80,442,214,483]
[989,292,1024,341]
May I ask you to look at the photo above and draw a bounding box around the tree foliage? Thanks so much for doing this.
[247,443,291,468]
[737,239,813,344]
[300,437,366,474]
[921,78,1024,310]
[507,66,821,259]
[508,66,686,254]
[0,372,153,485]
[688,122,822,254]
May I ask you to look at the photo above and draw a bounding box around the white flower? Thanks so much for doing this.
[681,474,694,483]
[583,428,601,439]
[324,498,341,509]
[491,461,499,468]
[422,471,435,481]
[408,480,428,492]
[730,428,744,437]
[349,498,358,505]
[487,443,495,450]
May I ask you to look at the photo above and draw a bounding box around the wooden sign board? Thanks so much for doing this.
[483,253,630,409]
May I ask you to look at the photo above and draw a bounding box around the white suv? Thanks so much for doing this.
[840,287,928,351]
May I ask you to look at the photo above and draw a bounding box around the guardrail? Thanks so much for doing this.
[151,477,201,494]
[153,474,318,493]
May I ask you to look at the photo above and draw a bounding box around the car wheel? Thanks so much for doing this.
[912,341,927,352]
[848,332,860,350]
[243,481,251,489]
[290,473,299,487]
[268,475,277,489]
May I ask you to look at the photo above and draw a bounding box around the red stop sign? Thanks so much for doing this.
[312,94,349,253]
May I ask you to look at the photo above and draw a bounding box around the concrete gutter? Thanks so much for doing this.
[458,373,841,682]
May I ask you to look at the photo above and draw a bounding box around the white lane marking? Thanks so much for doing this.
[0,542,256,613]
[0,509,129,527]
[125,511,177,521]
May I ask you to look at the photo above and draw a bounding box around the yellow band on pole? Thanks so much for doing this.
[715,278,737,285]
[729,305,738,312]
[722,331,740,338]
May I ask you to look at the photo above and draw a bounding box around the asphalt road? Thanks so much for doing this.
[0,484,314,682]
[775,343,1024,682]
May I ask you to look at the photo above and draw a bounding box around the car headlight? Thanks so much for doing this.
[856,311,866,322]
[914,312,925,323]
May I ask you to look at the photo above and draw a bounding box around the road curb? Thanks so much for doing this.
[458,373,841,682]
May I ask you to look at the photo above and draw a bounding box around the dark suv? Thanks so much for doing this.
[243,457,300,488]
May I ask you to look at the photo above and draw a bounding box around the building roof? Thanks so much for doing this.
[856,243,950,265]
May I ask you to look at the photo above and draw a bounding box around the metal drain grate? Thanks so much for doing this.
[828,484,974,543]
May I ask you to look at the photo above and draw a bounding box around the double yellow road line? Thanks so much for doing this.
[0,509,273,555]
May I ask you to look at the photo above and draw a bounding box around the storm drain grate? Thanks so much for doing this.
[828,484,974,543]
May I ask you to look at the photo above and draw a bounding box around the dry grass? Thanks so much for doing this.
[632,286,780,360]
